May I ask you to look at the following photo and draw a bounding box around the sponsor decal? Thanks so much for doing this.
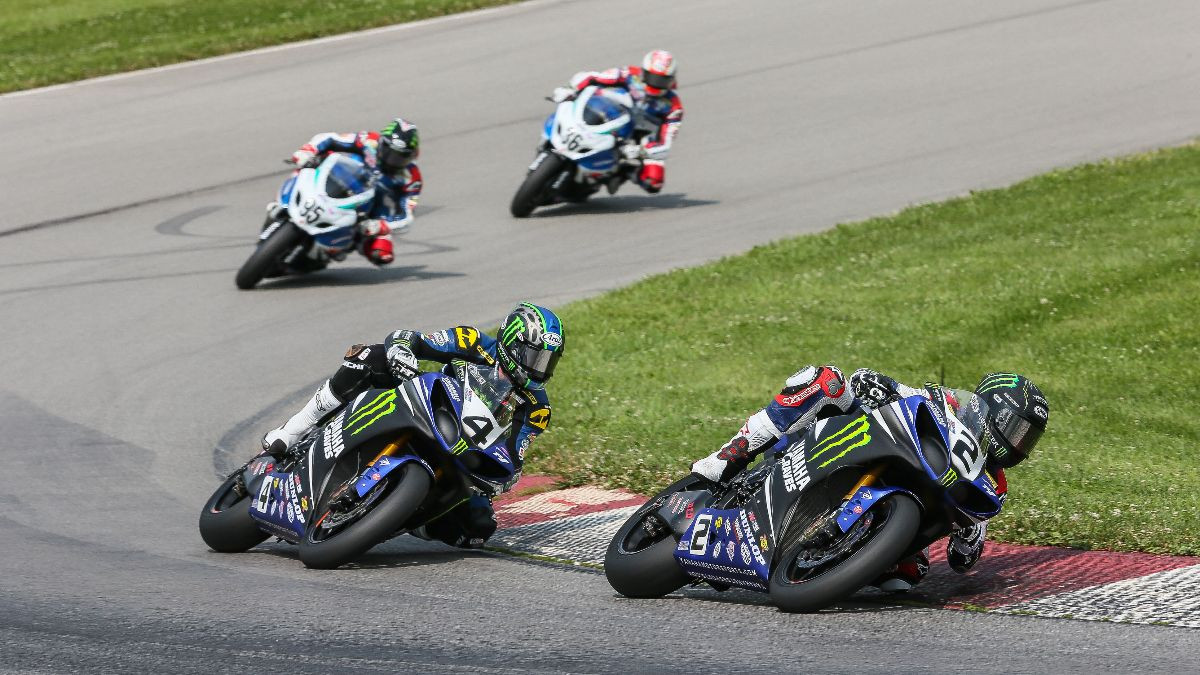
[378,457,390,466]
[758,535,770,553]
[357,347,372,361]
[677,539,689,551]
[428,330,450,347]
[852,504,863,514]
[370,472,382,481]
[808,414,871,469]
[1034,405,1047,418]
[712,542,721,559]
[528,408,551,430]
[750,540,766,566]
[300,496,309,511]
[726,540,736,561]
[450,438,469,455]
[724,520,731,536]
[286,503,295,523]
[740,543,752,565]
[518,437,530,462]
[940,468,959,487]
[733,520,743,541]
[542,332,563,348]
[684,502,694,520]
[714,517,723,530]
[860,489,872,500]
[446,384,461,403]
[345,391,397,436]
[293,474,301,487]
[475,345,496,365]
[781,447,811,493]
[777,382,821,407]
[455,327,479,349]
[323,411,347,459]
[977,373,1020,394]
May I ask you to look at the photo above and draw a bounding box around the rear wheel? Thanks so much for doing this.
[235,222,305,289]
[768,493,920,613]
[510,153,566,217]
[199,469,270,553]
[299,463,431,569]
[603,474,707,598]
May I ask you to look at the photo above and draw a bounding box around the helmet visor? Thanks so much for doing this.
[378,142,413,172]
[517,344,561,383]
[992,406,1043,457]
[643,71,673,93]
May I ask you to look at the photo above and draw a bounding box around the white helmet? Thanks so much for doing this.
[641,50,676,96]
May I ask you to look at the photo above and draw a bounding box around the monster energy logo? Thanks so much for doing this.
[450,438,469,455]
[808,415,871,469]
[940,467,958,487]
[977,373,1020,394]
[344,390,397,436]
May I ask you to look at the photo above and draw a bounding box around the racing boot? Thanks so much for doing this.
[262,380,342,458]
[359,220,394,266]
[691,410,780,483]
[870,549,930,592]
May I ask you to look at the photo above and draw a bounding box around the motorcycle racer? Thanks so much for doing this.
[690,366,1049,591]
[550,49,683,194]
[272,118,422,266]
[260,303,565,549]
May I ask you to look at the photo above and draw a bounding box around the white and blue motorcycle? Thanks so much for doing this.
[235,153,375,290]
[510,85,637,217]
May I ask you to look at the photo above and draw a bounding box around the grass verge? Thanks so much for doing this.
[1,0,519,94]
[531,143,1200,556]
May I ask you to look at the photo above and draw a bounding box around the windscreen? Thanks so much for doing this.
[324,156,373,199]
[467,364,515,432]
[582,95,627,126]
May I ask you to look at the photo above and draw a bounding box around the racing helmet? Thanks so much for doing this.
[496,303,565,388]
[641,49,676,97]
[956,373,1049,469]
[377,118,419,173]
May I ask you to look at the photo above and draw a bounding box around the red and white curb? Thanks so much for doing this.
[492,476,1200,628]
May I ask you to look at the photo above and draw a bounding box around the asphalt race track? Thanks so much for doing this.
[2,0,1200,671]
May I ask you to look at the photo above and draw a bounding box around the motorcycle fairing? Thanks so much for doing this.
[248,470,308,541]
[675,507,769,591]
[835,485,914,532]
[413,372,518,488]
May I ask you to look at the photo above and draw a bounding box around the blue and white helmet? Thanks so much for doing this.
[496,303,565,388]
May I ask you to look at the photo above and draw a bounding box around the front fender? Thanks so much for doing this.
[353,453,434,498]
[835,485,920,532]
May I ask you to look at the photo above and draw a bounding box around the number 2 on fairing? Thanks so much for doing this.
[689,514,714,555]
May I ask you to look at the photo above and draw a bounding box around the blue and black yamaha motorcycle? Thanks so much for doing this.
[199,362,518,568]
[605,392,1004,612]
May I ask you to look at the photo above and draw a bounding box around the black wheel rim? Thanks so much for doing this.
[780,499,896,585]
[308,477,389,543]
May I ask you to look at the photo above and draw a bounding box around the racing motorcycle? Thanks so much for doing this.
[199,361,519,568]
[510,85,637,217]
[604,392,1004,612]
[235,152,375,289]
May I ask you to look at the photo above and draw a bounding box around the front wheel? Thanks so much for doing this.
[510,153,566,218]
[768,493,920,613]
[199,468,270,553]
[604,474,707,598]
[298,463,431,569]
[235,222,305,290]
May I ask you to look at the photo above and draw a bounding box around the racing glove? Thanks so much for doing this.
[850,368,900,409]
[386,345,420,381]
[948,522,987,573]
[620,143,647,162]
[291,144,320,168]
[550,87,576,103]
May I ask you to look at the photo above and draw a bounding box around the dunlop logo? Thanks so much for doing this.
[808,415,871,469]
[345,390,397,436]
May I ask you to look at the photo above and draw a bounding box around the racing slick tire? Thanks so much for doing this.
[235,222,305,290]
[510,153,566,218]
